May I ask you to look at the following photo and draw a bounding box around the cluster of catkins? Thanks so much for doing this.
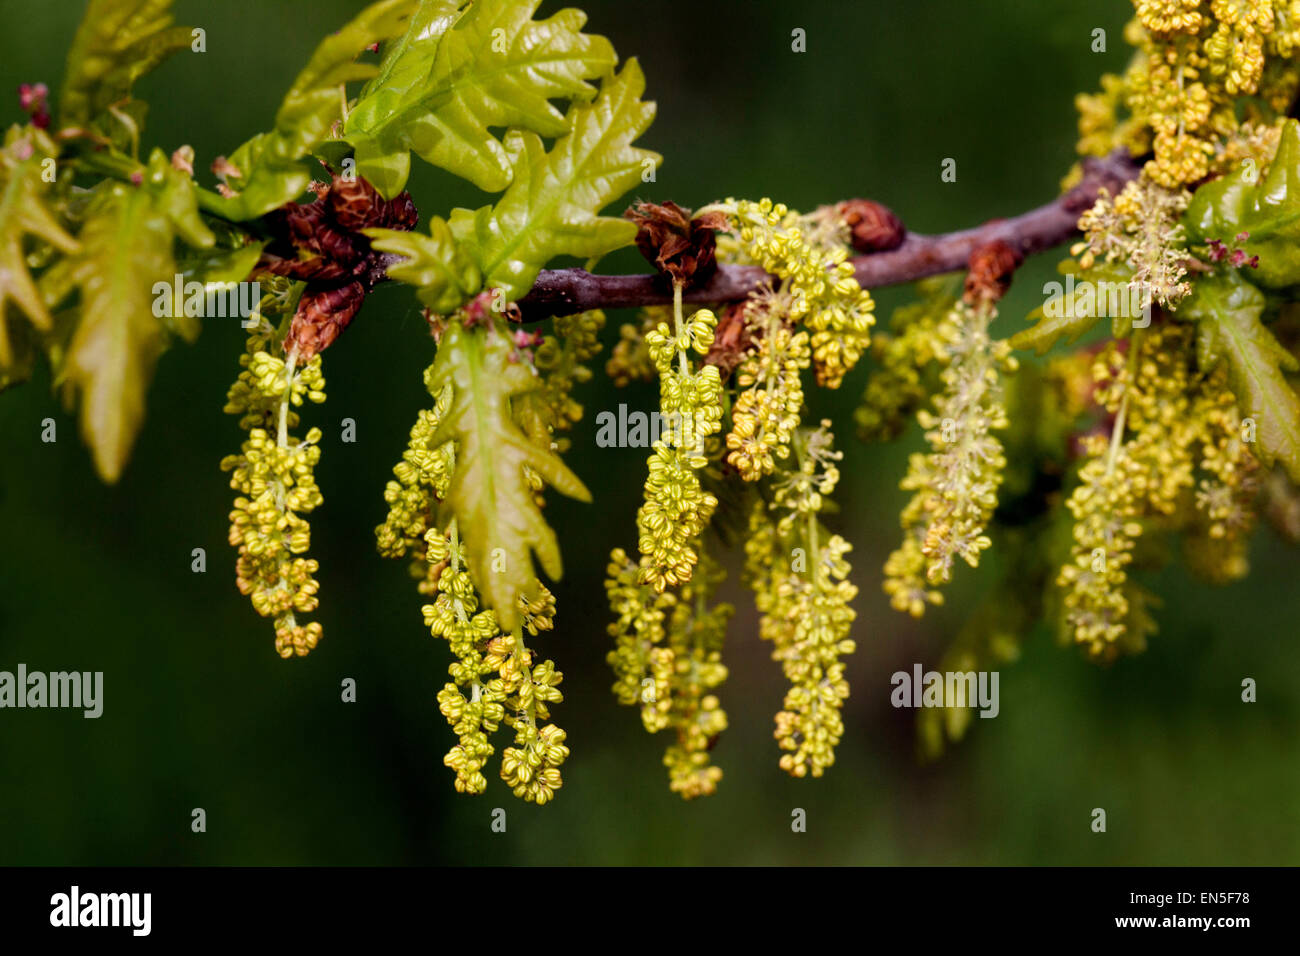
[206,0,1300,803]
[370,313,605,804]
[1058,323,1259,659]
[1077,0,1300,187]
[606,198,873,797]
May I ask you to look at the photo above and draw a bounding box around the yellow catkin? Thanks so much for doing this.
[724,197,876,388]
[744,422,858,778]
[424,523,568,804]
[884,300,1017,617]
[1058,323,1258,657]
[221,315,326,659]
[635,286,723,591]
[605,542,732,799]
[378,335,571,803]
[727,289,810,480]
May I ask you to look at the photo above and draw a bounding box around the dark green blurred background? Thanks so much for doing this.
[1,0,1295,865]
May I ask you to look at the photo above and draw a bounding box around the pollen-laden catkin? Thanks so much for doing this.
[498,589,567,806]
[855,275,961,442]
[426,524,568,804]
[1059,333,1180,656]
[884,300,1018,617]
[724,197,876,388]
[606,548,674,732]
[726,289,810,480]
[530,309,604,453]
[605,542,732,799]
[744,422,857,778]
[1185,363,1262,582]
[375,375,455,595]
[1072,178,1192,311]
[1057,431,1149,654]
[635,298,723,591]
[1058,322,1259,656]
[661,546,731,798]
[221,322,327,659]
[379,352,568,803]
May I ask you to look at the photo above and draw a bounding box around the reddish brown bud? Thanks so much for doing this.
[963,239,1022,306]
[703,300,755,379]
[839,199,905,253]
[625,200,729,288]
[255,172,419,358]
[327,174,415,231]
[287,280,367,359]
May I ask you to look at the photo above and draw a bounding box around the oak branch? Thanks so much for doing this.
[514,149,1142,323]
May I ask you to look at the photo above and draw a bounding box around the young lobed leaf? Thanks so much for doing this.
[448,59,658,303]
[51,149,214,482]
[59,0,193,130]
[1182,118,1300,289]
[426,321,589,632]
[364,215,482,313]
[1180,272,1300,481]
[346,0,617,198]
[0,126,80,377]
[209,0,416,221]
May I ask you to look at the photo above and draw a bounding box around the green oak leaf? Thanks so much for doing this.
[1182,118,1300,289]
[209,0,416,221]
[59,0,193,129]
[365,215,482,313]
[0,126,80,374]
[427,322,589,632]
[343,0,465,198]
[57,151,215,483]
[449,59,658,302]
[1010,260,1133,354]
[61,185,173,481]
[346,0,617,197]
[1180,272,1300,481]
